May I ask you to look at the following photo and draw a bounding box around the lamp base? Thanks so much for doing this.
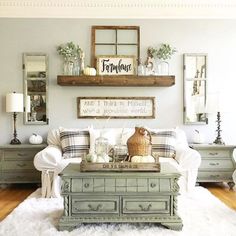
[10,138,21,145]
[213,137,225,145]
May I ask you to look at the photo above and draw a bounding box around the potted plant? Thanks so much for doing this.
[147,44,177,75]
[57,42,83,75]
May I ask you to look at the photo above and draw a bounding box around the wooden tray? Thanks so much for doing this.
[80,161,160,172]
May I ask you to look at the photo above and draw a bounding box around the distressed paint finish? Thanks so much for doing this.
[58,163,183,231]
[191,144,236,189]
[0,144,46,186]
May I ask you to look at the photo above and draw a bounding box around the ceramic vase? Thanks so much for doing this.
[157,60,169,75]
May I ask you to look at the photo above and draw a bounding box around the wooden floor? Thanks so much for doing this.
[200,182,236,210]
[0,183,235,221]
[0,184,37,221]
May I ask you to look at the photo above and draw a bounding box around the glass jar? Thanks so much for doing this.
[137,59,144,76]
[95,135,109,156]
[113,144,128,162]
[63,57,74,75]
[72,57,80,75]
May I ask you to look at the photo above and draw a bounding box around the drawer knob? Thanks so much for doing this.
[209,162,219,166]
[17,153,28,157]
[150,183,156,188]
[17,163,27,167]
[210,174,220,178]
[88,204,102,211]
[84,183,90,188]
[139,203,152,211]
[209,152,218,156]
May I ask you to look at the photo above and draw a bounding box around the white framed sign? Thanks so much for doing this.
[77,97,155,119]
[96,55,136,75]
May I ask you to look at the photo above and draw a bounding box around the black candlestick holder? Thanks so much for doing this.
[213,111,225,145]
[10,112,21,145]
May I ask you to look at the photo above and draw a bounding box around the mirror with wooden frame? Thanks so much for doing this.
[23,53,49,125]
[91,26,140,68]
[183,53,208,124]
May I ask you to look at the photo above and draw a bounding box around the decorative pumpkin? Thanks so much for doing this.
[29,133,43,145]
[83,67,96,76]
[131,155,155,163]
[193,130,205,144]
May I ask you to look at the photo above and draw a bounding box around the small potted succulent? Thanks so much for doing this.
[147,44,177,75]
[57,42,83,75]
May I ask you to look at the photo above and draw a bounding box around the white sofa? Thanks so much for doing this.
[34,127,201,198]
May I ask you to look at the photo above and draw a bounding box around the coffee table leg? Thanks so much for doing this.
[161,222,183,231]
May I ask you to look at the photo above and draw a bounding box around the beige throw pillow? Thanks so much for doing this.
[151,131,177,158]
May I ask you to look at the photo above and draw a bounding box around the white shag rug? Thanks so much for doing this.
[0,187,236,236]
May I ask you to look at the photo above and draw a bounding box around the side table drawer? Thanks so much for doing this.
[198,171,233,181]
[71,196,119,215]
[198,149,230,158]
[4,150,38,160]
[2,172,40,182]
[122,196,170,214]
[200,159,234,170]
[3,160,35,170]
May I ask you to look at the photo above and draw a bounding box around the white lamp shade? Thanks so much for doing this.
[205,92,230,114]
[26,95,31,113]
[6,93,24,113]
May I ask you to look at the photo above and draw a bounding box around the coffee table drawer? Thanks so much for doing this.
[122,196,170,214]
[198,149,230,158]
[200,159,234,170]
[71,196,119,215]
[198,171,233,181]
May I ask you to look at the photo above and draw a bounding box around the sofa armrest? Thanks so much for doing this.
[175,147,201,192]
[175,147,201,170]
[34,145,63,171]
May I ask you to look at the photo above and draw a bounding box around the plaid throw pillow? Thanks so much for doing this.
[60,131,90,159]
[151,131,176,158]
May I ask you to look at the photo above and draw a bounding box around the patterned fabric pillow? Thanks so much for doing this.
[60,130,90,159]
[151,131,176,158]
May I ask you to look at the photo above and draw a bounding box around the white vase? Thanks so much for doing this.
[157,60,169,75]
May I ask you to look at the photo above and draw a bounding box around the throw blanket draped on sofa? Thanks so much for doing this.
[34,127,201,198]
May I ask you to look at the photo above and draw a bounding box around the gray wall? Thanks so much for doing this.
[1,19,236,144]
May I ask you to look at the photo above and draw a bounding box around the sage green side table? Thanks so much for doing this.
[0,144,46,187]
[58,162,183,231]
[190,144,236,189]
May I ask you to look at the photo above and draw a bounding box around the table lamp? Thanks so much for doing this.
[6,92,23,144]
[205,92,228,145]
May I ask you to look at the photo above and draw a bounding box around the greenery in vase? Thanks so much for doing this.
[147,44,177,60]
[57,41,82,59]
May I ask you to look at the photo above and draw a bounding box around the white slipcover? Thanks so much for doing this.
[34,127,201,198]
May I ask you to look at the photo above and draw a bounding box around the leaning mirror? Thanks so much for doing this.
[183,53,207,124]
[23,53,48,124]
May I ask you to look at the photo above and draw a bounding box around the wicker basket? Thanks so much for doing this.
[127,127,152,157]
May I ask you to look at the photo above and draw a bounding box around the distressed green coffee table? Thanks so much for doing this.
[58,162,183,231]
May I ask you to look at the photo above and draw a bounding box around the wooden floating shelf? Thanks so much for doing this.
[57,75,175,87]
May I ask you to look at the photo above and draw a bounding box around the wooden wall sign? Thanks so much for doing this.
[77,97,155,119]
[97,55,136,75]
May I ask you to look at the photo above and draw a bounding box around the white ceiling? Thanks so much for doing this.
[0,0,236,18]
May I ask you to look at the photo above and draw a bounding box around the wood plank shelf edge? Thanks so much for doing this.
[57,75,175,87]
